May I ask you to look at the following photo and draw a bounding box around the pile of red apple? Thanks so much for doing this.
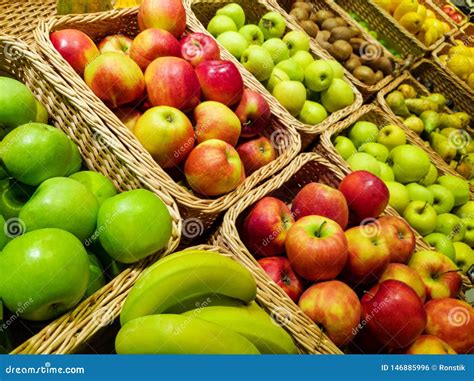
[439,2,465,24]
[242,170,473,354]
[50,0,279,197]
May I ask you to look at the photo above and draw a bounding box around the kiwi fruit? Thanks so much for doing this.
[353,65,376,85]
[309,12,319,23]
[321,18,340,31]
[370,56,393,76]
[349,26,361,38]
[300,20,319,37]
[315,30,331,50]
[290,7,309,21]
[374,70,384,83]
[333,17,347,27]
[292,2,313,13]
[329,26,352,43]
[349,37,365,52]
[314,10,335,26]
[329,40,353,61]
[345,54,361,72]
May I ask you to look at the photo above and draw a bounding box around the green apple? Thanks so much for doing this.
[0,228,89,321]
[304,60,334,92]
[291,51,314,70]
[272,80,306,117]
[437,175,470,207]
[326,60,344,79]
[359,142,389,162]
[241,45,274,81]
[385,181,410,214]
[403,200,437,236]
[334,136,356,160]
[298,101,328,125]
[20,177,99,241]
[258,12,286,40]
[0,123,76,186]
[0,180,35,219]
[424,233,456,261]
[455,201,474,219]
[89,240,128,279]
[427,184,455,214]
[347,121,379,148]
[0,77,37,136]
[435,213,466,242]
[275,59,304,81]
[453,241,474,273]
[207,15,237,37]
[379,162,395,181]
[262,38,290,64]
[321,78,354,113]
[377,124,406,151]
[283,30,310,56]
[97,189,172,264]
[461,217,474,247]
[69,171,118,205]
[0,215,11,250]
[66,138,83,176]
[265,67,290,93]
[346,152,380,176]
[35,100,49,124]
[388,145,430,183]
[406,183,434,205]
[238,24,264,45]
[216,3,246,29]
[418,163,438,186]
[217,31,248,59]
[84,253,106,298]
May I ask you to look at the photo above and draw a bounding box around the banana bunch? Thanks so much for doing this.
[439,42,474,90]
[374,0,450,46]
[116,249,297,354]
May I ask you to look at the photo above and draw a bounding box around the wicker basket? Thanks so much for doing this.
[451,22,474,45]
[335,0,454,60]
[431,0,469,27]
[34,7,302,241]
[185,0,363,148]
[0,0,56,43]
[0,35,181,354]
[269,0,403,99]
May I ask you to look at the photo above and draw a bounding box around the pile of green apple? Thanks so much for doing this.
[0,76,172,324]
[207,4,356,123]
[333,119,474,271]
[385,83,472,181]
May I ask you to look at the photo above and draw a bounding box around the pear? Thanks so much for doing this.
[405,98,438,115]
[419,110,439,134]
[459,140,474,156]
[438,113,463,129]
[439,127,457,138]
[453,112,470,128]
[397,84,417,99]
[457,154,474,179]
[422,93,446,110]
[386,91,409,117]
[429,132,457,162]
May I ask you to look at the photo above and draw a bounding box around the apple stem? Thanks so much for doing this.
[363,291,375,298]
[434,269,462,279]
[421,201,428,213]
[316,221,327,238]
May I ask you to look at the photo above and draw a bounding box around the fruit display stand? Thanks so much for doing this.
[335,0,455,61]
[0,35,182,354]
[269,0,404,99]
[451,22,474,45]
[431,0,469,27]
[185,0,363,148]
[33,7,302,239]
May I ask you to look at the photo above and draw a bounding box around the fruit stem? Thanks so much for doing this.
[315,221,327,238]
[434,269,462,279]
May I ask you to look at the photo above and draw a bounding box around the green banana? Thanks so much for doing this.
[115,314,260,354]
[165,294,245,314]
[183,305,298,354]
[120,250,257,325]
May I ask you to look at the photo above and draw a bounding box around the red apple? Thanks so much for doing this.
[291,182,349,229]
[242,197,294,257]
[425,298,474,354]
[97,34,133,55]
[184,139,245,196]
[134,105,194,168]
[351,327,386,354]
[341,225,390,285]
[375,216,415,263]
[234,89,271,138]
[451,13,463,24]
[113,108,142,132]
[258,256,303,302]
[138,0,186,38]
[129,28,181,71]
[145,56,200,112]
[193,101,241,146]
[361,280,427,349]
[442,4,456,16]
[180,32,220,67]
[237,137,276,176]
[286,215,348,281]
[299,280,361,347]
[380,263,426,302]
[408,250,462,300]
[405,335,457,354]
[50,29,99,75]
[84,52,145,108]
[195,60,244,107]
[338,170,389,225]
